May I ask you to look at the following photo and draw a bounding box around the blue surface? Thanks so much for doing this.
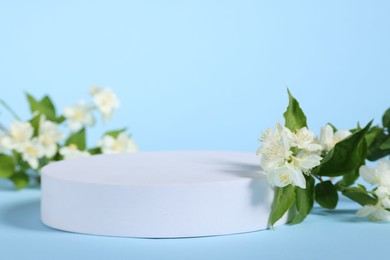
[0,188,389,260]
[1,2,390,259]
[0,0,389,152]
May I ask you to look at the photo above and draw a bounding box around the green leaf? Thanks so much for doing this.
[336,167,360,188]
[365,126,390,161]
[10,171,29,190]
[65,128,86,150]
[26,93,40,111]
[315,181,338,209]
[316,121,371,177]
[342,187,377,206]
[336,169,359,188]
[336,140,367,187]
[104,128,127,138]
[26,93,63,122]
[88,147,102,155]
[380,137,390,150]
[365,126,382,147]
[42,96,65,123]
[56,115,66,124]
[283,89,307,131]
[357,184,367,191]
[41,96,56,115]
[269,185,295,227]
[29,113,41,137]
[382,107,390,129]
[290,176,315,224]
[0,154,15,178]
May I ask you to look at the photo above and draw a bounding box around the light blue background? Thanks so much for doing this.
[1,1,390,259]
[1,0,389,152]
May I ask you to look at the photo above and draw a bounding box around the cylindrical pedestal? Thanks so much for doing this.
[41,151,289,238]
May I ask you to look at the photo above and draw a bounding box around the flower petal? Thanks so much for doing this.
[359,165,377,185]
[376,159,390,187]
[381,197,390,209]
[356,205,377,217]
[319,124,334,151]
[260,154,283,171]
[44,144,57,158]
[28,158,39,169]
[306,143,323,152]
[285,163,306,189]
[299,153,322,170]
[267,166,292,188]
[369,208,390,222]
[334,130,351,141]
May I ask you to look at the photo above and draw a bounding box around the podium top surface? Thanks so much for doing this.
[42,151,264,186]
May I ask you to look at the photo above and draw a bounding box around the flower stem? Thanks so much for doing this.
[312,174,323,183]
[0,99,21,120]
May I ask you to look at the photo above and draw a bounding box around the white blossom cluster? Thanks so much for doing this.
[0,87,136,170]
[357,159,390,221]
[0,118,64,169]
[64,86,120,132]
[257,123,351,189]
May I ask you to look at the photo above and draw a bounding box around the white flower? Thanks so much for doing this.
[356,204,390,222]
[359,159,390,187]
[19,138,45,169]
[1,121,33,152]
[257,123,293,171]
[375,186,390,208]
[38,117,65,158]
[0,130,8,153]
[267,162,307,188]
[292,127,322,152]
[89,86,101,96]
[63,101,95,132]
[98,132,137,154]
[90,87,120,120]
[266,152,322,189]
[257,123,322,189]
[357,159,390,222]
[319,124,351,152]
[59,144,90,160]
[291,151,323,175]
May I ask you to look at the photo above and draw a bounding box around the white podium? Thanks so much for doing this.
[41,151,289,238]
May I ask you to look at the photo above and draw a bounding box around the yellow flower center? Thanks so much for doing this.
[25,146,38,157]
[14,130,26,142]
[69,144,78,150]
[279,174,291,185]
[73,110,84,121]
[113,140,123,151]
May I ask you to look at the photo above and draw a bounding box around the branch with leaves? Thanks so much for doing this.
[0,87,137,189]
[257,90,390,225]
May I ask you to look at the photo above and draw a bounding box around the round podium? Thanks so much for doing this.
[41,151,289,238]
